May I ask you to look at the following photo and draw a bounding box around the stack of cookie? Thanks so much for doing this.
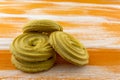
[10,20,89,73]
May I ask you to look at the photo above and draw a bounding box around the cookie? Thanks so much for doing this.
[11,54,56,73]
[49,31,89,66]
[23,20,63,33]
[10,33,55,62]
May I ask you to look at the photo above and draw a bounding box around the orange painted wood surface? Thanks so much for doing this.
[0,0,120,80]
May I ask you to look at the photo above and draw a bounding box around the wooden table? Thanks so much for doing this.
[0,0,120,80]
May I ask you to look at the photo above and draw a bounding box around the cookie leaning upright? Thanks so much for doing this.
[49,31,89,66]
[23,20,63,33]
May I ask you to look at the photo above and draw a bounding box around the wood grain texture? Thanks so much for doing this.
[0,0,120,80]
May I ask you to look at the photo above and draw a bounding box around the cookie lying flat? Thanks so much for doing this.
[49,31,89,66]
[11,54,56,73]
[23,20,63,33]
[10,33,55,62]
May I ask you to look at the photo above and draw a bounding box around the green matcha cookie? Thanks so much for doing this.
[23,20,63,33]
[10,33,55,62]
[49,31,89,66]
[11,54,56,73]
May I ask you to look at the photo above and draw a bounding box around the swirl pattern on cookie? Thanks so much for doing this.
[49,31,89,66]
[11,54,56,73]
[10,33,55,62]
[23,20,63,33]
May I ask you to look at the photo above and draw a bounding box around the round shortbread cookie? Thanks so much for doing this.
[11,54,56,73]
[10,33,55,62]
[49,31,89,66]
[23,20,63,33]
